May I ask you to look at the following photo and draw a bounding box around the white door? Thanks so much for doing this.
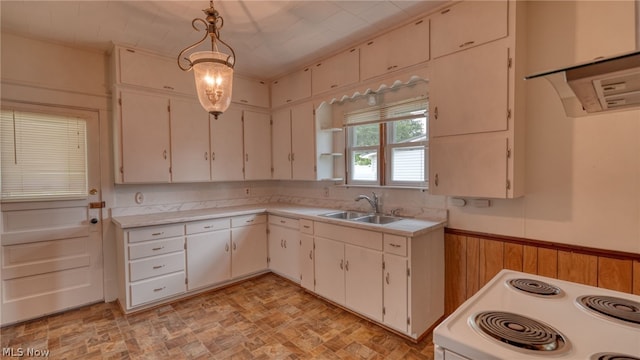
[0,104,103,325]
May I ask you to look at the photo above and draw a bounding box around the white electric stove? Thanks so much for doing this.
[434,269,640,360]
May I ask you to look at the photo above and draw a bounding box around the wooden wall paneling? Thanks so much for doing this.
[597,257,632,293]
[522,245,538,275]
[478,239,504,287]
[504,243,523,271]
[466,236,480,298]
[444,234,467,314]
[557,251,598,286]
[632,260,640,295]
[537,248,558,278]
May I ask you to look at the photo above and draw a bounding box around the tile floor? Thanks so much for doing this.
[1,273,435,359]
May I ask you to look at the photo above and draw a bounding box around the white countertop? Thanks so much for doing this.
[111,203,445,237]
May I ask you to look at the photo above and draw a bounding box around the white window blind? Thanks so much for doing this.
[344,98,428,126]
[1,109,88,201]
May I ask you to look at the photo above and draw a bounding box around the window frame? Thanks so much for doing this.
[344,98,428,188]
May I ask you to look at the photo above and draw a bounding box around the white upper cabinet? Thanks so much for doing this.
[311,48,359,95]
[210,107,245,181]
[271,108,293,180]
[290,102,316,180]
[115,46,195,95]
[169,98,211,182]
[360,17,430,81]
[431,0,508,58]
[243,111,272,180]
[117,89,171,183]
[232,75,269,108]
[271,68,312,108]
[430,40,510,137]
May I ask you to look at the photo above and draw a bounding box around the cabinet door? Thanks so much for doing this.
[345,244,383,322]
[117,47,195,95]
[271,68,312,108]
[291,102,316,180]
[243,111,272,180]
[232,76,269,108]
[271,108,292,180]
[299,233,314,291]
[314,237,345,305]
[431,0,508,58]
[360,34,391,81]
[119,90,171,183]
[272,225,300,281]
[430,40,510,137]
[186,230,231,290]
[268,224,287,275]
[211,107,244,181]
[430,136,508,198]
[383,254,408,332]
[231,223,268,278]
[311,48,359,94]
[170,98,210,182]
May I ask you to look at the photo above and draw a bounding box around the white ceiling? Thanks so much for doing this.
[0,0,444,79]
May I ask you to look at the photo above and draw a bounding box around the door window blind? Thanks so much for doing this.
[1,109,88,201]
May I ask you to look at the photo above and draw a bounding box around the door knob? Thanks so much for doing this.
[89,188,98,195]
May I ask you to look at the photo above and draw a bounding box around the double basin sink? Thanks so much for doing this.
[318,210,402,225]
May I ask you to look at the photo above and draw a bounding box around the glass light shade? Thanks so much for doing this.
[189,51,234,119]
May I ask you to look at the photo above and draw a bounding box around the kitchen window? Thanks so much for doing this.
[0,109,88,201]
[345,98,428,187]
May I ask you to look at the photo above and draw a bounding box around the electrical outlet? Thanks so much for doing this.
[244,187,251,196]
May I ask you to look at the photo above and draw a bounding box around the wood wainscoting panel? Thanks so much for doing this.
[444,229,639,316]
[537,248,558,278]
[466,237,480,298]
[597,257,632,293]
[557,251,598,286]
[444,234,467,314]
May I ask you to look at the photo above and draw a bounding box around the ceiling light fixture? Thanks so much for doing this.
[177,1,235,119]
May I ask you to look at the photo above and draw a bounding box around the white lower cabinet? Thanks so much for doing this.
[299,219,315,291]
[185,218,232,290]
[314,237,346,304]
[383,253,409,332]
[231,214,268,278]
[345,244,383,322]
[268,215,300,282]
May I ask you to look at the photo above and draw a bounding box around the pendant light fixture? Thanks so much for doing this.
[177,1,235,119]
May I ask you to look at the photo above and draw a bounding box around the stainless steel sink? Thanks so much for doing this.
[352,214,402,224]
[319,211,369,220]
[319,211,402,225]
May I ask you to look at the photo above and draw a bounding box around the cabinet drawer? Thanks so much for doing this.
[231,214,266,228]
[315,222,382,251]
[128,237,184,260]
[269,215,299,229]
[299,219,314,235]
[186,218,230,234]
[128,224,184,243]
[129,252,185,282]
[130,271,186,307]
[384,234,407,256]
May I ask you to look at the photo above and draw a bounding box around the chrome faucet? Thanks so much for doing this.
[355,192,380,214]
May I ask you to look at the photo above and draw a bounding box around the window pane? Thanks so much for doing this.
[350,150,378,181]
[351,124,379,147]
[1,110,88,200]
[391,146,425,182]
[390,117,427,144]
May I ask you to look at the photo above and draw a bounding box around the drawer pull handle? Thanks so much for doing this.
[389,243,401,248]
[153,286,166,292]
[340,259,344,270]
[280,220,286,224]
[233,242,237,251]
[204,226,212,229]
[151,232,164,236]
[345,260,349,271]
[386,272,390,285]
[283,240,287,248]
[153,265,165,269]
[303,225,310,229]
[459,41,475,48]
[225,243,229,252]
[245,219,254,223]
[309,250,313,260]
[152,246,164,251]
[281,239,284,248]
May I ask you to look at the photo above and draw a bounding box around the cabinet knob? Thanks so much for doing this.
[225,243,229,252]
[284,240,287,248]
[345,260,349,271]
[309,250,313,260]
[281,239,284,248]
[163,150,168,160]
[233,242,237,251]
[204,152,208,161]
[340,259,344,270]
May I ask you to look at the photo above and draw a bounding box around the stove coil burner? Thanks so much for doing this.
[507,278,562,297]
[590,353,640,360]
[577,295,640,326]
[471,311,567,353]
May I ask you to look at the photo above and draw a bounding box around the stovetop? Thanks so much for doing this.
[434,270,640,359]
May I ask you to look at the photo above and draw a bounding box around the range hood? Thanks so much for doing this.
[526,50,640,117]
